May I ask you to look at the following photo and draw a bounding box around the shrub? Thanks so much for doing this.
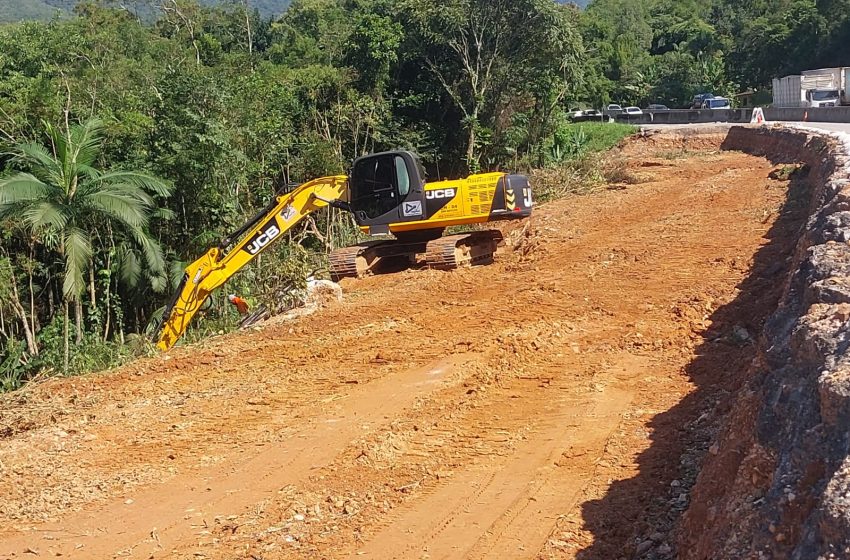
[531,122,637,202]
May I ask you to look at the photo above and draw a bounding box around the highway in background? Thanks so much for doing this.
[782,121,850,134]
[644,121,850,135]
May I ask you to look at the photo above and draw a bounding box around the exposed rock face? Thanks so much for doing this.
[679,126,850,560]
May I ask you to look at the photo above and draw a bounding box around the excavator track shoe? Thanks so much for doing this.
[329,238,433,280]
[329,242,383,281]
[424,230,504,270]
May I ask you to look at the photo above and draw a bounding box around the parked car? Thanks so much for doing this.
[701,97,731,109]
[691,93,715,109]
[570,109,604,122]
[606,104,623,112]
[615,106,645,122]
[647,104,669,110]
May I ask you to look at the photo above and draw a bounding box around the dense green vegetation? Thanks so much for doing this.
[555,123,636,157]
[1,0,847,388]
[0,0,587,387]
[580,0,850,107]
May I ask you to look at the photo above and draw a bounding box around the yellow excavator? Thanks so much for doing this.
[152,150,533,350]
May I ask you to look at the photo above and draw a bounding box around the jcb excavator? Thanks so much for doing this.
[152,150,533,350]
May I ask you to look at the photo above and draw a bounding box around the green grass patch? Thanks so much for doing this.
[532,122,639,202]
[554,122,637,156]
[657,148,695,160]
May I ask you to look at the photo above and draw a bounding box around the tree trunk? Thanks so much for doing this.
[89,266,96,309]
[11,301,39,356]
[29,242,38,338]
[63,299,70,375]
[243,0,253,56]
[75,298,83,344]
[116,303,125,345]
[103,295,111,342]
[6,261,38,355]
[103,269,111,343]
[466,125,477,173]
[48,284,55,318]
[10,294,38,356]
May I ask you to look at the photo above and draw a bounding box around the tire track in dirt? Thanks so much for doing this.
[462,365,645,559]
[0,355,477,559]
[350,357,640,559]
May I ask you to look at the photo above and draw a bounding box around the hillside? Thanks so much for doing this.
[0,0,61,22]
[0,0,588,24]
[0,0,293,22]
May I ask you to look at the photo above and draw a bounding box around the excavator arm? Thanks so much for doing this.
[153,175,348,350]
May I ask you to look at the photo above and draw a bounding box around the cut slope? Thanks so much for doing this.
[679,127,850,559]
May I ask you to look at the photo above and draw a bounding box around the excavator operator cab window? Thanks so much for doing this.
[351,154,397,220]
[350,152,424,223]
[395,155,410,197]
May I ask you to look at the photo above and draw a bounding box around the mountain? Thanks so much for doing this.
[0,0,586,24]
[0,1,293,23]
[0,1,64,22]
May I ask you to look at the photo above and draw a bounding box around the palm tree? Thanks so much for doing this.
[0,118,172,374]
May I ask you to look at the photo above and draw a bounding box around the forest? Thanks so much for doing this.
[0,0,848,388]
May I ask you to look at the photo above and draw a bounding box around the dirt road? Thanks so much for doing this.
[0,136,805,559]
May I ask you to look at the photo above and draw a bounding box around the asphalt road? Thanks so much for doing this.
[779,121,850,134]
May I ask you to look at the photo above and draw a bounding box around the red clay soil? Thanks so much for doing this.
[0,138,804,560]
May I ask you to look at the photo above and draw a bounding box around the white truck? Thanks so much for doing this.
[772,67,850,108]
[846,70,850,106]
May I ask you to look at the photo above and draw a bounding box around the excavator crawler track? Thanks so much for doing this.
[329,239,431,281]
[330,230,504,280]
[425,230,504,270]
[329,242,385,281]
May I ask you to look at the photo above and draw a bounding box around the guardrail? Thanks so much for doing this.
[764,106,850,122]
[601,109,754,125]
[592,106,850,125]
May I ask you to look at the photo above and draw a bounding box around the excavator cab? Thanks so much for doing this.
[349,151,427,233]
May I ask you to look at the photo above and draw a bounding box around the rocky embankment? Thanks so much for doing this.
[676,126,850,559]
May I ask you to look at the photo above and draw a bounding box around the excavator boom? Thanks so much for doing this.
[153,175,348,350]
